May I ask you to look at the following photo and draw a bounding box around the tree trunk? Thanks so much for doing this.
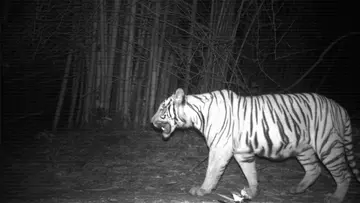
[99,0,106,109]
[133,5,147,128]
[148,0,161,119]
[76,61,85,126]
[123,0,137,128]
[68,57,80,129]
[105,0,121,113]
[52,52,72,132]
[116,3,129,115]
[83,10,98,126]
[142,18,153,127]
[184,0,198,93]
[159,49,170,100]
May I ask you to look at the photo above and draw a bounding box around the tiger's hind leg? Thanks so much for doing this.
[290,146,322,194]
[319,139,352,203]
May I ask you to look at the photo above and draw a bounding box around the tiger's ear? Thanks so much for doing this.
[174,88,185,105]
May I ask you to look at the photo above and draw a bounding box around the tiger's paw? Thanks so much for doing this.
[288,185,306,194]
[243,187,258,199]
[324,193,342,203]
[189,186,211,196]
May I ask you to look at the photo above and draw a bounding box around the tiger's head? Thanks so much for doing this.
[151,88,189,139]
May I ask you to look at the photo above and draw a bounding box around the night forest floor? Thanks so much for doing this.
[3,125,360,203]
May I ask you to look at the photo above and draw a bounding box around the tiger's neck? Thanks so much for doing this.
[183,95,210,134]
[184,90,239,148]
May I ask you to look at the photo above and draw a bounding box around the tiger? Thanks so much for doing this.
[151,88,360,203]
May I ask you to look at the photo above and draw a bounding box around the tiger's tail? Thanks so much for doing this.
[343,114,360,183]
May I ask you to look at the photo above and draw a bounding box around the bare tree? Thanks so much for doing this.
[148,0,161,119]
[123,0,137,128]
[53,51,72,132]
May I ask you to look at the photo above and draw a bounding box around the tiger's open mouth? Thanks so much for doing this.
[154,121,171,134]
[160,123,171,134]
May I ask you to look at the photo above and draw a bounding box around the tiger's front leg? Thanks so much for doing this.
[189,147,233,196]
[233,153,259,199]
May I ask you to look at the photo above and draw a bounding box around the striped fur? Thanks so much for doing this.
[151,88,360,203]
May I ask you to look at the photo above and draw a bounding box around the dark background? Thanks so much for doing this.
[1,0,360,143]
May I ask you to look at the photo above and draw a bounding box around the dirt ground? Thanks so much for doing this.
[2,129,360,203]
